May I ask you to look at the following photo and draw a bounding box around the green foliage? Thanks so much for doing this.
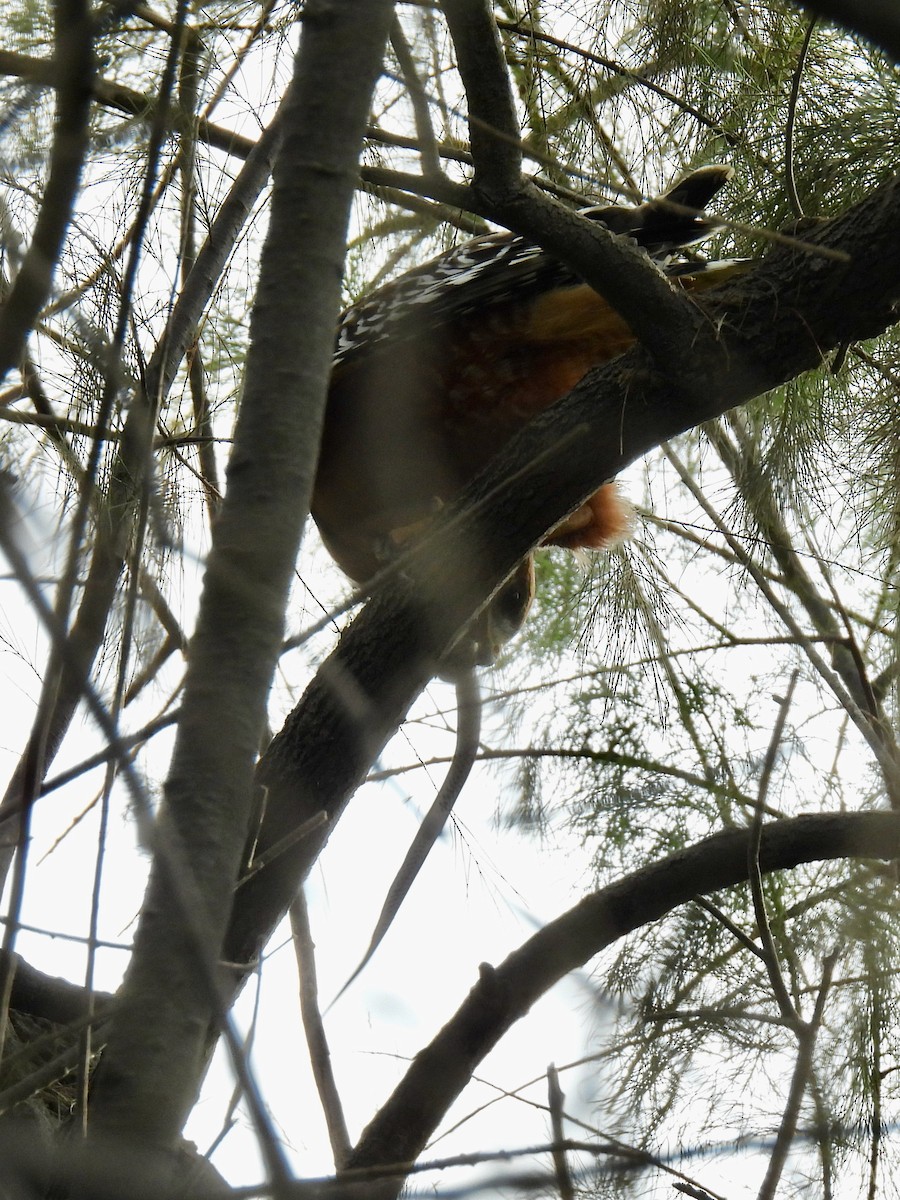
[490,1,900,1150]
[3,0,900,1194]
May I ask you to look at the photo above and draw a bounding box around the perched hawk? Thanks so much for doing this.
[312,165,739,664]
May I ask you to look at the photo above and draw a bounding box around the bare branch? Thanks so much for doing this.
[0,0,93,382]
[348,813,900,1188]
[225,173,900,991]
[756,950,839,1200]
[390,16,442,177]
[785,18,817,218]
[86,0,397,1156]
[748,672,800,1024]
[547,1064,575,1200]
[290,892,352,1169]
[332,670,481,1001]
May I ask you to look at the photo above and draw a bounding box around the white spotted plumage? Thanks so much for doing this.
[332,166,735,371]
[333,230,566,369]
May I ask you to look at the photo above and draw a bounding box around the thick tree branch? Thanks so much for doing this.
[88,0,396,1152]
[442,0,712,374]
[347,811,900,1189]
[222,174,900,987]
[441,0,522,188]
[2,951,113,1026]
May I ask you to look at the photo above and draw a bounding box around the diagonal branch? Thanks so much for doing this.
[347,812,900,1191]
[87,0,397,1154]
[222,172,900,991]
[442,0,712,373]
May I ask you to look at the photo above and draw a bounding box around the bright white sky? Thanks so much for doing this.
[0,511,792,1199]
[0,7,888,1197]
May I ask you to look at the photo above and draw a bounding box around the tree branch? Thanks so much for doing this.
[0,0,93,382]
[443,0,710,374]
[87,0,397,1154]
[798,0,900,61]
[441,0,523,192]
[222,172,900,991]
[347,812,900,1189]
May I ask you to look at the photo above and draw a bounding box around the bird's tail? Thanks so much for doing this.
[583,164,735,255]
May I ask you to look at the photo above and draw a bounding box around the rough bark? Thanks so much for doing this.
[223,174,900,985]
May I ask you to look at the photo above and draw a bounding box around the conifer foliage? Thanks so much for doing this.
[1,2,900,1197]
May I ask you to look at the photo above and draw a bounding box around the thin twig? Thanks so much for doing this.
[866,949,882,1200]
[663,442,900,802]
[785,18,817,219]
[330,670,481,1005]
[693,895,767,960]
[290,891,351,1168]
[239,812,329,885]
[547,1064,574,1200]
[747,670,799,1024]
[495,18,731,139]
[756,950,838,1200]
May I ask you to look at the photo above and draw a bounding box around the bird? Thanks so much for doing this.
[312,164,741,664]
[314,167,743,999]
